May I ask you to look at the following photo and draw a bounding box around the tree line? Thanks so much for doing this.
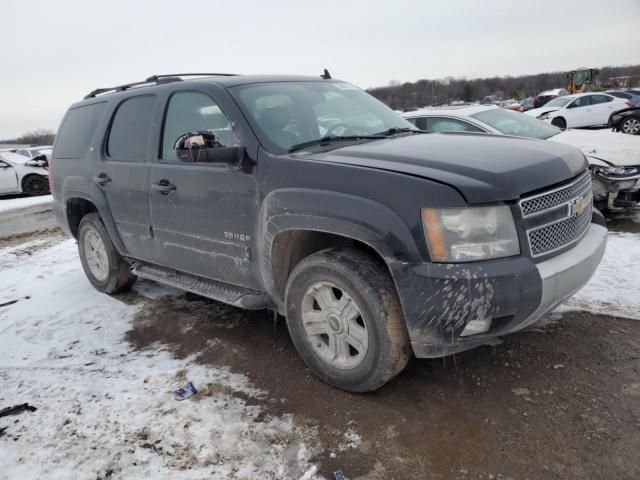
[0,129,56,146]
[367,64,640,110]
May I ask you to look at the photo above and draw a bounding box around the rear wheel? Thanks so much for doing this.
[22,175,49,195]
[620,116,640,135]
[78,213,136,294]
[285,248,410,392]
[551,117,566,129]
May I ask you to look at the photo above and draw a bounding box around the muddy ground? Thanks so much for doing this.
[3,199,640,479]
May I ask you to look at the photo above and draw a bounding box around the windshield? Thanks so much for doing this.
[231,81,418,153]
[471,108,561,140]
[543,97,573,108]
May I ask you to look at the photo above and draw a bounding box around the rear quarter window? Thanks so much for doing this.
[54,102,107,159]
[107,95,156,162]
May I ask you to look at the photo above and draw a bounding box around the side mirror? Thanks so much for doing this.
[174,131,243,164]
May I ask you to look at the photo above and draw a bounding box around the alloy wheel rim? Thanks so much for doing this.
[84,228,109,281]
[301,281,368,370]
[622,118,640,134]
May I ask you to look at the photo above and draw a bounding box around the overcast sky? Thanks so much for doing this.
[1,0,639,139]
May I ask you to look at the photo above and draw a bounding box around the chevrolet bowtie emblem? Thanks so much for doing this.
[570,196,588,217]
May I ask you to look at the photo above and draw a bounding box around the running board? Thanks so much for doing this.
[132,263,271,310]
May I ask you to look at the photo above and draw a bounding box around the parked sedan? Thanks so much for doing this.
[525,92,631,129]
[0,151,50,196]
[15,145,53,161]
[609,107,640,135]
[403,105,640,211]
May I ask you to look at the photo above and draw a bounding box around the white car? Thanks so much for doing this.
[525,92,630,129]
[14,145,53,161]
[0,151,50,196]
[403,105,640,211]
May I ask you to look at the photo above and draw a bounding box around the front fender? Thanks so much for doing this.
[257,188,423,304]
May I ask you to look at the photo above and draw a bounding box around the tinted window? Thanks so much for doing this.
[591,94,612,104]
[608,92,631,99]
[233,82,417,153]
[54,102,107,159]
[107,96,156,161]
[161,92,238,161]
[569,96,591,108]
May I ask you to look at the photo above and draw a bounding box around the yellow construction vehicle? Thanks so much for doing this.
[567,68,600,94]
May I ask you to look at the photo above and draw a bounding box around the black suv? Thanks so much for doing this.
[51,73,607,392]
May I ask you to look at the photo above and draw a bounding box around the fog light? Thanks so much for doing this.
[460,317,492,337]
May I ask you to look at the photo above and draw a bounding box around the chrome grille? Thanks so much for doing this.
[520,171,593,258]
[520,171,592,217]
[527,198,592,256]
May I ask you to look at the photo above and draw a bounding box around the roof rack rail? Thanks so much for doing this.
[84,73,239,99]
[145,73,238,82]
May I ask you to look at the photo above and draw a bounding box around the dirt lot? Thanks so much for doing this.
[3,199,640,479]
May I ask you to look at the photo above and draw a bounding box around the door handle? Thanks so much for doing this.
[93,172,112,186]
[152,179,177,195]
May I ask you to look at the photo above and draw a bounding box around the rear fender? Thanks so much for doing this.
[61,175,129,256]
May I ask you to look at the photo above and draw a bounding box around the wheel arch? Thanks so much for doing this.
[258,188,422,312]
[63,191,129,256]
[20,173,48,193]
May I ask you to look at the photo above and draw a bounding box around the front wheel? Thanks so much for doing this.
[551,117,567,129]
[620,116,640,135]
[78,213,136,294]
[285,249,410,392]
[22,175,50,195]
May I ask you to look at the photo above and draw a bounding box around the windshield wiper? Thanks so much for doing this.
[374,127,423,136]
[288,135,384,153]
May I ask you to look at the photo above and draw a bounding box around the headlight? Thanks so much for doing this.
[421,206,520,262]
[537,113,550,120]
[592,165,639,176]
[25,160,46,167]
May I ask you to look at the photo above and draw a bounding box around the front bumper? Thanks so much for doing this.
[390,222,607,358]
[591,173,640,209]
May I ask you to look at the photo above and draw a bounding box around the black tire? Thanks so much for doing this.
[22,174,50,195]
[620,116,640,135]
[77,213,136,294]
[285,248,410,392]
[551,117,566,129]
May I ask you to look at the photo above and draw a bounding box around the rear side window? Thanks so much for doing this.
[107,95,156,161]
[591,95,613,105]
[54,102,106,159]
[608,92,631,99]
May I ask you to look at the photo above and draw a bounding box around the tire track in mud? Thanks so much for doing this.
[123,291,640,479]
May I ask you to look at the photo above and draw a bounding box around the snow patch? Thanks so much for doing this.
[563,232,640,320]
[0,239,319,479]
[0,194,52,212]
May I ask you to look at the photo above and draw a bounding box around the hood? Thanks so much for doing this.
[525,106,560,118]
[0,151,29,165]
[550,129,640,167]
[305,133,587,204]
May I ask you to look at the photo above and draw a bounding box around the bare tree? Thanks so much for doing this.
[0,129,55,146]
[368,64,640,109]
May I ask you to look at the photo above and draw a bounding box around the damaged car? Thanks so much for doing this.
[609,107,640,135]
[0,150,50,196]
[52,73,606,392]
[403,105,640,211]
